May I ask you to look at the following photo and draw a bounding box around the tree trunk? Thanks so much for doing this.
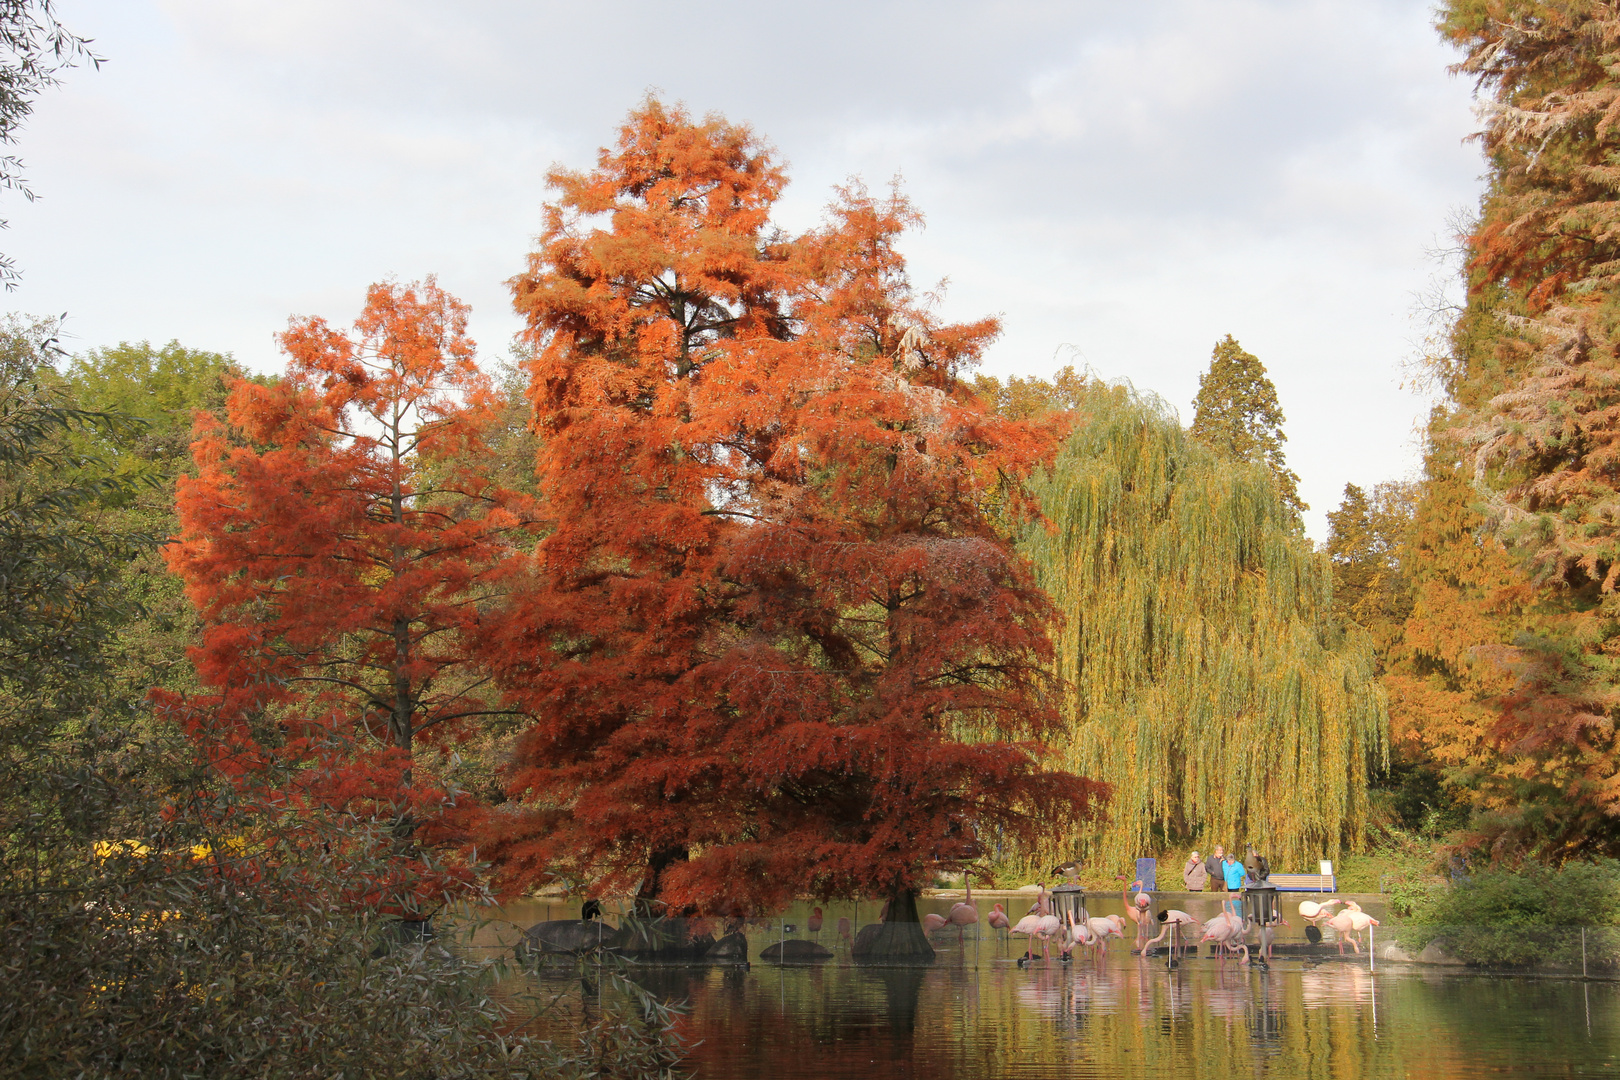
[852,884,934,963]
[635,845,688,918]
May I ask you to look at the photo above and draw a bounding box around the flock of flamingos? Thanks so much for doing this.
[822,878,1382,965]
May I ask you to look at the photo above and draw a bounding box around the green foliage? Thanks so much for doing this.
[1404,860,1620,968]
[1020,382,1386,871]
[60,339,242,488]
[1189,334,1305,515]
[0,324,683,1079]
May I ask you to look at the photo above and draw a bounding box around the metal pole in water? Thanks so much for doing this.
[1583,928,1588,978]
[1369,924,1375,973]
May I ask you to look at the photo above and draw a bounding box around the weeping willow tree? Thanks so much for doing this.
[1020,384,1386,871]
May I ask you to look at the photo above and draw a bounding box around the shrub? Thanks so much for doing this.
[1404,860,1620,968]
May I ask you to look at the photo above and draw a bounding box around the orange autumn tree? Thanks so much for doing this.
[165,279,532,889]
[481,99,1102,922]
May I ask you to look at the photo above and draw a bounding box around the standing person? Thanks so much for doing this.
[1183,850,1208,892]
[1204,846,1225,891]
[1221,850,1246,917]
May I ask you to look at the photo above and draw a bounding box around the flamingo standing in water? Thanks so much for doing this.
[808,906,823,937]
[1011,883,1052,964]
[1085,914,1126,957]
[923,912,948,934]
[987,903,1011,940]
[947,874,980,945]
[1199,910,1249,963]
[1326,902,1380,955]
[1059,910,1095,961]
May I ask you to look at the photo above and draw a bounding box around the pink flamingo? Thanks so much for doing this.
[1085,914,1126,957]
[1298,899,1342,925]
[1060,910,1094,960]
[808,906,823,935]
[947,874,980,944]
[1011,884,1052,963]
[923,912,948,934]
[1199,910,1249,963]
[1142,909,1200,959]
[836,916,852,944]
[1326,901,1380,955]
[987,903,1011,939]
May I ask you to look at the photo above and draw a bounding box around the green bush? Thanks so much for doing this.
[1403,860,1620,968]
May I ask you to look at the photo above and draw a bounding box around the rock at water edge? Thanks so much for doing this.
[523,919,621,956]
[762,939,833,962]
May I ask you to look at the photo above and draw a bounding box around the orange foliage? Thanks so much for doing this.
[1384,441,1620,858]
[479,99,1102,914]
[161,279,535,907]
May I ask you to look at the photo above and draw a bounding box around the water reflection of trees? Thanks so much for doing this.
[510,949,1618,1079]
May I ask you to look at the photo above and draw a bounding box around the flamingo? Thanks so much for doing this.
[1199,910,1249,963]
[1085,914,1126,957]
[987,903,1011,939]
[836,916,853,944]
[1059,910,1095,961]
[808,906,823,936]
[946,873,980,944]
[1011,885,1052,964]
[1122,878,1153,954]
[923,912,948,934]
[1142,909,1201,959]
[1298,899,1342,923]
[1326,902,1379,955]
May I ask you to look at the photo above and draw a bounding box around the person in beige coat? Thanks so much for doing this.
[1182,850,1209,891]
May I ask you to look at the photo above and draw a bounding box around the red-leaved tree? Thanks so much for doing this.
[162,279,534,907]
[480,99,1103,922]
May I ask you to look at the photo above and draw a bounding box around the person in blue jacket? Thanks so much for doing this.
[1221,851,1246,916]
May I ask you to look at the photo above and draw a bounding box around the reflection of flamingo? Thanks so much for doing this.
[988,903,1011,939]
[947,874,980,944]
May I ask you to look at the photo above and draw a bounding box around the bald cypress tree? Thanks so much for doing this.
[1022,384,1386,869]
[1190,334,1306,515]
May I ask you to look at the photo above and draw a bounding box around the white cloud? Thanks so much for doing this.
[13,0,1480,536]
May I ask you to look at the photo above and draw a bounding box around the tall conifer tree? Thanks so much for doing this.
[1190,334,1306,514]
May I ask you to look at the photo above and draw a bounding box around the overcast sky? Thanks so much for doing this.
[8,0,1481,539]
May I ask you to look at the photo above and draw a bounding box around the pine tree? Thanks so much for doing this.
[1190,334,1306,514]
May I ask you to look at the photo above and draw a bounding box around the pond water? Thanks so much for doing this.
[478,897,1620,1079]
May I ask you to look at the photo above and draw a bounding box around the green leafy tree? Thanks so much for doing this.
[1189,334,1306,514]
[1324,480,1416,638]
[1021,382,1385,869]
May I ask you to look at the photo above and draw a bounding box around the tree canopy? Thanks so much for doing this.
[1190,334,1306,515]
[1022,382,1385,869]
[479,99,1102,916]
